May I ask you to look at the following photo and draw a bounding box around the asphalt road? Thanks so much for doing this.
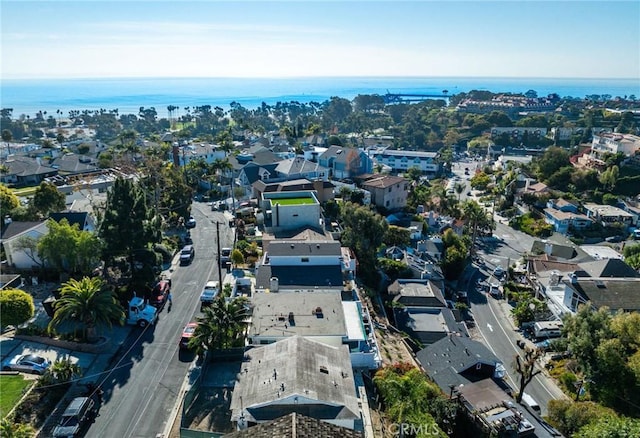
[87,203,233,438]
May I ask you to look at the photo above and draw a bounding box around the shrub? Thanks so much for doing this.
[0,289,35,328]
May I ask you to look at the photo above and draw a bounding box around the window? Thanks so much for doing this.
[301,257,309,262]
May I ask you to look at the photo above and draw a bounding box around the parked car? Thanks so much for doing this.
[186,216,196,228]
[52,396,96,437]
[534,339,554,351]
[149,279,171,309]
[200,280,219,307]
[179,245,195,265]
[179,323,198,350]
[493,266,505,278]
[220,247,232,267]
[2,354,51,375]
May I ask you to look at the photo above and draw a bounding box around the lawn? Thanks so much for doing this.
[272,197,315,205]
[0,374,32,418]
[10,186,38,197]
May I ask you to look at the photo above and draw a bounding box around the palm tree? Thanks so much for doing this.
[462,200,490,254]
[189,297,250,354]
[2,129,12,155]
[48,356,82,383]
[454,182,465,201]
[48,277,125,342]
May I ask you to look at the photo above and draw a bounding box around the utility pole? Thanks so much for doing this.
[216,221,223,285]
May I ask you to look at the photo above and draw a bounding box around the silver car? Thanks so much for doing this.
[2,354,51,375]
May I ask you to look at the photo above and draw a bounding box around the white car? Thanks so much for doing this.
[2,354,51,375]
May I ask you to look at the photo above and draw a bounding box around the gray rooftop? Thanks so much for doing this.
[230,336,360,423]
[578,258,640,278]
[255,265,344,291]
[267,241,342,257]
[223,412,363,438]
[388,280,446,307]
[250,292,346,338]
[569,278,640,311]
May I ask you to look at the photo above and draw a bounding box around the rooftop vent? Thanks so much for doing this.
[313,307,324,318]
[319,366,328,374]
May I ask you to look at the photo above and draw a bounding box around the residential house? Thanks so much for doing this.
[1,220,47,269]
[416,239,443,262]
[562,277,640,314]
[223,413,363,438]
[359,175,409,211]
[589,132,640,162]
[416,335,506,393]
[370,149,440,177]
[273,157,329,182]
[530,240,578,260]
[490,127,548,141]
[583,203,636,227]
[260,191,323,234]
[175,142,226,167]
[49,153,101,177]
[255,240,344,291]
[543,199,592,235]
[230,336,361,431]
[49,211,96,232]
[389,280,464,345]
[252,179,335,204]
[415,337,535,438]
[318,146,373,180]
[0,156,58,186]
[248,292,380,369]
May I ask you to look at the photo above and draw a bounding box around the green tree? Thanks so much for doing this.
[190,297,250,353]
[0,419,34,438]
[0,184,20,212]
[383,225,411,248]
[31,182,65,218]
[48,277,124,342]
[547,400,616,437]
[340,202,388,283]
[513,347,544,403]
[0,289,35,328]
[469,172,491,190]
[38,218,102,275]
[535,147,571,181]
[462,200,490,252]
[576,414,640,438]
[48,356,82,383]
[99,178,161,285]
[599,165,619,191]
[231,248,244,268]
[2,129,12,155]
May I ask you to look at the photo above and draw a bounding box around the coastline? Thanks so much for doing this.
[2,76,639,119]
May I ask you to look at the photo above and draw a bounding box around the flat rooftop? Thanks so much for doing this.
[250,292,346,338]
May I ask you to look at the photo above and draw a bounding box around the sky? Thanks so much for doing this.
[2,0,639,80]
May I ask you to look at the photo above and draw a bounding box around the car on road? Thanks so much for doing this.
[200,280,219,307]
[2,354,51,375]
[179,322,199,350]
[186,216,196,228]
[220,247,232,267]
[53,396,96,437]
[179,245,195,265]
[493,266,505,278]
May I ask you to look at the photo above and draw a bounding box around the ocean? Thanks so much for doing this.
[1,76,639,119]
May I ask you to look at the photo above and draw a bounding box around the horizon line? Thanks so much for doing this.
[2,74,639,82]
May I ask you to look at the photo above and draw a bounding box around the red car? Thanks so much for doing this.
[179,323,198,350]
[149,280,171,309]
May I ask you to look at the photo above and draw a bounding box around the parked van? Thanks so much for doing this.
[53,396,96,437]
[533,321,563,339]
[521,392,541,414]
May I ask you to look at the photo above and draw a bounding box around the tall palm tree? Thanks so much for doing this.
[189,297,250,354]
[462,200,491,254]
[454,182,465,201]
[48,277,125,342]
